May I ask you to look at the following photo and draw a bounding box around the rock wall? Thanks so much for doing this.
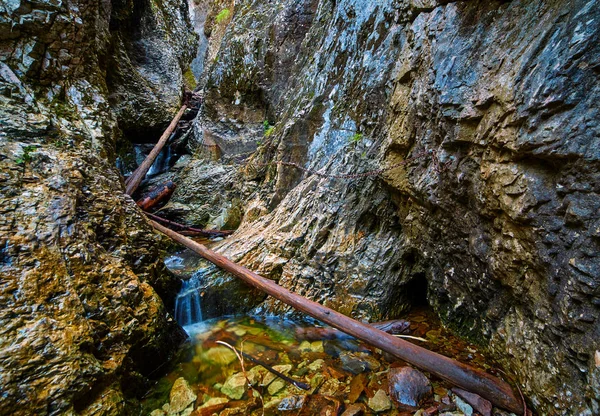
[181,0,600,413]
[0,0,195,414]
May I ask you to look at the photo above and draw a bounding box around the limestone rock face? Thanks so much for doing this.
[0,0,194,414]
[181,0,599,413]
[107,0,198,138]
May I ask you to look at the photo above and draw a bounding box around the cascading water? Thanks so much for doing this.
[147,145,173,176]
[174,270,204,327]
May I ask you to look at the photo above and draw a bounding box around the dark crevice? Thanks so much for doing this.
[405,272,429,308]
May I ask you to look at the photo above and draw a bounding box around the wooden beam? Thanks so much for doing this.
[149,220,523,414]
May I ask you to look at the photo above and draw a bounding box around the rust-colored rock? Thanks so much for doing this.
[452,387,493,416]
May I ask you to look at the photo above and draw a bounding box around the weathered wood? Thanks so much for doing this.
[145,212,233,237]
[295,319,410,341]
[149,220,523,414]
[136,181,176,211]
[125,104,187,195]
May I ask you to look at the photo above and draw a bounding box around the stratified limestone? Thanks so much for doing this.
[174,0,600,413]
[0,0,196,414]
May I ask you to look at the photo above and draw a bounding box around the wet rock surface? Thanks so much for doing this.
[0,0,195,414]
[172,0,600,413]
[388,367,432,410]
[452,388,492,416]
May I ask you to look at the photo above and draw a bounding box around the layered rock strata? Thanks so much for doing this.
[174,0,600,413]
[0,0,196,413]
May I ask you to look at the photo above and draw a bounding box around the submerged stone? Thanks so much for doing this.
[200,397,229,408]
[168,378,197,413]
[267,378,287,395]
[278,395,307,411]
[203,346,237,365]
[221,372,247,399]
[339,352,380,374]
[388,367,432,409]
[262,364,292,387]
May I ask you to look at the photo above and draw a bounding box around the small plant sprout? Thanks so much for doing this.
[215,8,230,24]
[15,145,37,165]
[349,132,363,144]
[263,121,274,137]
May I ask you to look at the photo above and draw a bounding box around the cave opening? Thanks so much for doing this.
[405,272,429,308]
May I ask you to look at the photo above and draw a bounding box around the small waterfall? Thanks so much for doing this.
[175,272,203,326]
[147,145,172,176]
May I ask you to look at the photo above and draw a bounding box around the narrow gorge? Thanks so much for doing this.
[0,0,598,415]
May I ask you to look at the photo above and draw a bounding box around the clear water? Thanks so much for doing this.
[141,311,503,415]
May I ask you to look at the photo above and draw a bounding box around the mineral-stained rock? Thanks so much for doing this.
[181,0,600,414]
[0,0,195,414]
[452,388,492,416]
[348,373,368,403]
[388,367,432,409]
[341,403,367,416]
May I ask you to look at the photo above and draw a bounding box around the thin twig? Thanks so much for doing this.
[216,340,265,416]
[516,383,529,416]
[392,334,429,342]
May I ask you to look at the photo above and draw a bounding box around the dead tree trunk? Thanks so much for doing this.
[144,212,233,237]
[125,104,187,195]
[149,220,523,414]
[136,181,176,211]
[295,319,410,340]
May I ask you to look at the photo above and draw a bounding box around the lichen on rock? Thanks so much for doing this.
[0,0,197,414]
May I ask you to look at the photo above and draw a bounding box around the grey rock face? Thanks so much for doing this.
[185,0,599,413]
[107,0,198,138]
[0,0,195,414]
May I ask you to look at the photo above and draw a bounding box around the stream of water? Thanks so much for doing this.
[141,249,510,415]
[174,271,204,326]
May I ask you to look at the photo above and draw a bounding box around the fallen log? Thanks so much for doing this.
[149,220,523,414]
[295,319,410,341]
[125,104,187,195]
[145,212,233,237]
[136,181,176,211]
